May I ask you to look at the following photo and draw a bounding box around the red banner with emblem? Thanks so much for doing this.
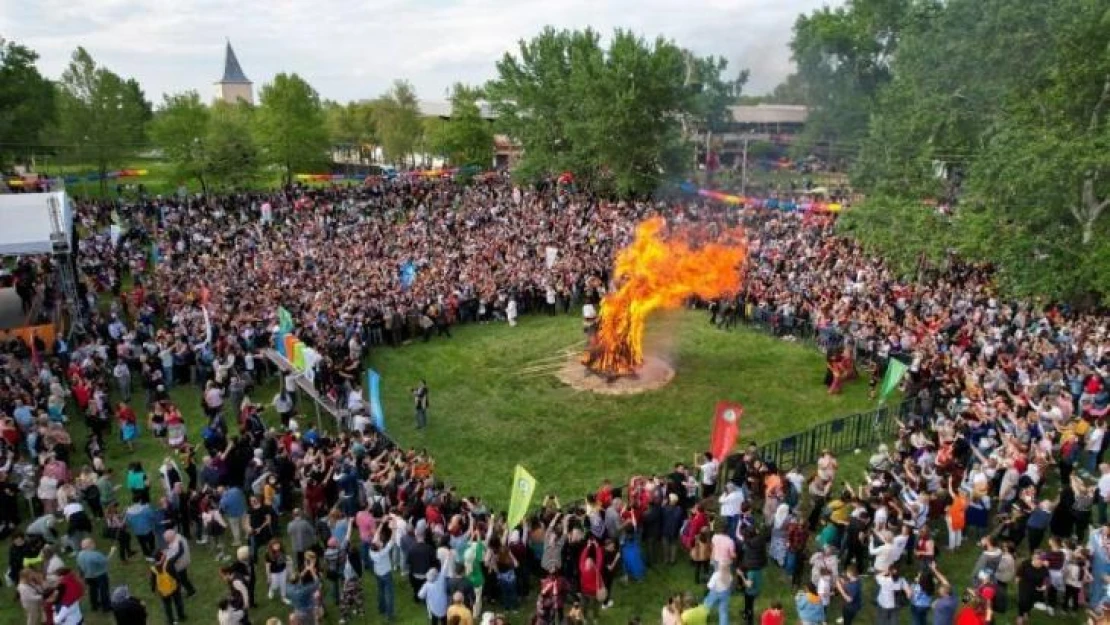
[709,401,744,461]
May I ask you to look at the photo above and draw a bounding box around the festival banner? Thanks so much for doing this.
[292,341,305,371]
[277,307,294,333]
[709,401,744,461]
[400,261,418,289]
[879,358,908,404]
[367,369,385,432]
[507,465,537,530]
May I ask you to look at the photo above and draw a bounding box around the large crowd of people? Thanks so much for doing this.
[0,175,1107,625]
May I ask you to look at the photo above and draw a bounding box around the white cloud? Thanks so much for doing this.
[0,0,840,103]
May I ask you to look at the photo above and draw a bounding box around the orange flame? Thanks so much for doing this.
[585,216,748,376]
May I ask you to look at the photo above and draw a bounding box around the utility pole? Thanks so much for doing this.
[740,136,750,196]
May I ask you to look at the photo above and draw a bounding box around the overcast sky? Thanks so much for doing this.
[2,0,838,105]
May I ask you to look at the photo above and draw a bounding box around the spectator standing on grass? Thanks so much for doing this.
[219,486,247,547]
[413,379,429,430]
[163,530,196,598]
[794,583,824,625]
[76,538,115,614]
[418,567,448,624]
[150,550,186,625]
[110,584,148,625]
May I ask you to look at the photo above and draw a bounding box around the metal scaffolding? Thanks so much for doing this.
[47,193,84,336]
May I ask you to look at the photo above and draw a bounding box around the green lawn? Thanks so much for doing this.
[367,310,871,506]
[5,310,1075,624]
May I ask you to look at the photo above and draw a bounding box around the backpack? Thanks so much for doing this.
[152,564,178,597]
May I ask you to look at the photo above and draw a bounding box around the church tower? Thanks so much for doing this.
[214,41,253,105]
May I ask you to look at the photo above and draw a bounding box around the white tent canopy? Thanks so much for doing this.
[0,192,73,255]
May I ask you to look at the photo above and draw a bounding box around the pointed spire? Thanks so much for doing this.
[220,41,250,84]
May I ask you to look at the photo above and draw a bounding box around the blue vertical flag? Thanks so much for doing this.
[150,242,162,265]
[400,261,417,290]
[367,369,385,431]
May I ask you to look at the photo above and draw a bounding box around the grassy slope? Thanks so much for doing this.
[3,310,1074,624]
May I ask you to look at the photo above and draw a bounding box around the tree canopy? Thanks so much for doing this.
[789,0,1110,303]
[254,72,330,184]
[53,47,149,188]
[0,38,55,168]
[486,27,744,197]
[423,84,493,168]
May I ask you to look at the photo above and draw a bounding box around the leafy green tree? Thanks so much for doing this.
[254,73,330,184]
[835,0,1110,303]
[206,101,261,190]
[324,100,379,163]
[789,0,911,157]
[0,38,55,168]
[374,80,422,167]
[54,47,149,191]
[487,27,704,197]
[423,84,493,167]
[149,91,211,192]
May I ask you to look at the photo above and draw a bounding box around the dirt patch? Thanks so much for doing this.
[556,354,676,395]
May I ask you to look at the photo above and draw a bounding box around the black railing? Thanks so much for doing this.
[716,306,917,471]
[747,397,917,472]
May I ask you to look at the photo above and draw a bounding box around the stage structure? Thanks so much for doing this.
[0,191,83,336]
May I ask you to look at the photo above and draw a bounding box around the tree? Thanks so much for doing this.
[374,80,422,167]
[324,100,379,164]
[834,0,1110,303]
[0,38,55,168]
[149,91,211,192]
[789,0,912,157]
[423,84,493,167]
[206,101,260,190]
[486,27,706,197]
[254,73,330,184]
[54,47,149,191]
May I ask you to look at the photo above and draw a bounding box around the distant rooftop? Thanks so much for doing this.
[728,104,808,125]
[418,99,497,120]
[218,41,251,84]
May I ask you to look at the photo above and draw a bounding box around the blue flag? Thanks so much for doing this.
[400,261,417,289]
[367,369,385,431]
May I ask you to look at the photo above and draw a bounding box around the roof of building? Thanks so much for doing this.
[728,104,808,125]
[417,99,497,120]
[218,41,251,84]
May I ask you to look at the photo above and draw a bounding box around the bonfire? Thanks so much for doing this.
[585,216,748,376]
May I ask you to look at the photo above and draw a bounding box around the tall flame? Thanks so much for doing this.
[585,216,748,375]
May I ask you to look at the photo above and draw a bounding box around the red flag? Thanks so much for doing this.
[709,401,744,461]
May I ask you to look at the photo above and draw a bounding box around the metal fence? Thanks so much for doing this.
[749,397,918,472]
[721,308,916,471]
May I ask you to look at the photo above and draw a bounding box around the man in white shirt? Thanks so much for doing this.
[698,452,719,498]
[1098,464,1110,524]
[718,483,745,535]
[1086,426,1106,474]
[875,570,909,622]
[112,361,131,402]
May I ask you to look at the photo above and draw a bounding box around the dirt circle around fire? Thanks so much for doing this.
[556,354,676,395]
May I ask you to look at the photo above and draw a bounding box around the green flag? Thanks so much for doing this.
[879,358,908,403]
[278,306,294,333]
[507,465,537,530]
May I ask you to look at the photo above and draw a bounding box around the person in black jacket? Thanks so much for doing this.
[111,584,148,625]
[740,526,771,625]
[407,528,435,602]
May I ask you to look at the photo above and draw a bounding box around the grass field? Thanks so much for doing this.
[4,310,1073,624]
